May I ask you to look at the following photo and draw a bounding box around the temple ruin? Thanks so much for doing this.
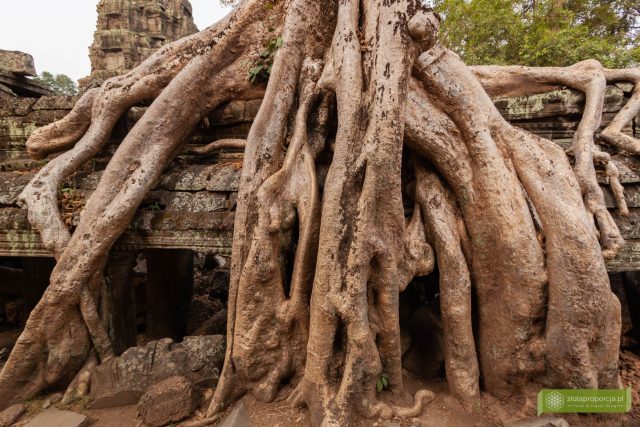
[80,0,198,88]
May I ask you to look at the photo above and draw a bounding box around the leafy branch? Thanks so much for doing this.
[247,36,283,83]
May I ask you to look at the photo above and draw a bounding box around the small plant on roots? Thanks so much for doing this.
[377,373,390,393]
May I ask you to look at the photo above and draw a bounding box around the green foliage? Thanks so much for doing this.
[247,36,283,83]
[430,0,640,67]
[376,373,389,393]
[33,71,79,96]
[146,201,162,211]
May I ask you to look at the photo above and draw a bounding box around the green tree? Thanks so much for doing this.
[32,71,79,96]
[431,0,640,67]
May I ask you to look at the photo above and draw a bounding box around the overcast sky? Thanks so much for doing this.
[0,1,232,82]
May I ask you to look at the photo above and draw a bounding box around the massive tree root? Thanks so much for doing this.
[0,0,273,405]
[0,0,633,425]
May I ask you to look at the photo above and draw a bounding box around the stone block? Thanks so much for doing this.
[90,335,224,409]
[219,401,251,427]
[0,50,36,76]
[0,172,35,205]
[138,376,199,426]
[24,408,87,427]
[504,416,569,427]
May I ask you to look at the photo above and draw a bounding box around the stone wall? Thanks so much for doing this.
[0,50,53,98]
[81,0,199,88]
[0,96,262,258]
[0,86,639,270]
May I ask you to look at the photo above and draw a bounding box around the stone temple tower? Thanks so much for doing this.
[80,0,198,88]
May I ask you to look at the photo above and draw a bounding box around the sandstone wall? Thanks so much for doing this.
[0,86,639,271]
[81,0,199,87]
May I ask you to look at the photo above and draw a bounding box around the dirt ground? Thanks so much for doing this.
[5,350,640,426]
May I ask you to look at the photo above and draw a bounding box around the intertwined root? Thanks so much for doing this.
[0,0,275,409]
[472,61,637,258]
[601,69,640,154]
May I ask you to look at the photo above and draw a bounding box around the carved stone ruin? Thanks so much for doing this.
[80,0,198,88]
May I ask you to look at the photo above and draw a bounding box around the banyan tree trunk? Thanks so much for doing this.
[0,0,633,425]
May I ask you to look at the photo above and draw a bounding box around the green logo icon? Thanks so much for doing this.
[538,388,632,415]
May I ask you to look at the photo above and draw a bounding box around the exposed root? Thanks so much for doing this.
[393,389,436,418]
[397,205,434,291]
[62,350,98,404]
[414,45,548,396]
[593,150,629,216]
[601,69,640,154]
[472,60,626,257]
[26,88,98,159]
[210,0,335,416]
[414,159,479,400]
[498,124,622,389]
[188,138,247,155]
[0,0,273,408]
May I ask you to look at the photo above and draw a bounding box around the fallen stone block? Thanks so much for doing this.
[505,416,570,427]
[24,408,87,427]
[138,376,199,426]
[0,50,36,76]
[90,335,224,409]
[219,401,251,427]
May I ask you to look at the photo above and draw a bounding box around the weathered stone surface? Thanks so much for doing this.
[0,172,34,205]
[81,0,198,87]
[219,401,251,427]
[138,376,199,426]
[495,86,625,120]
[0,50,36,76]
[24,408,87,427]
[160,163,242,192]
[0,403,25,427]
[32,96,77,111]
[89,335,224,408]
[504,416,569,427]
[0,84,15,99]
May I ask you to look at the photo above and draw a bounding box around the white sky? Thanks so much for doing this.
[0,1,232,82]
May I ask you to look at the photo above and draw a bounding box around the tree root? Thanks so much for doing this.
[471,61,629,257]
[601,69,640,154]
[188,138,246,155]
[0,0,275,408]
[413,160,479,400]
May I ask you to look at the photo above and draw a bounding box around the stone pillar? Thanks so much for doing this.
[145,249,194,341]
[104,251,138,355]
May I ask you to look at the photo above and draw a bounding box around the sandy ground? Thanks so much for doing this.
[5,350,640,426]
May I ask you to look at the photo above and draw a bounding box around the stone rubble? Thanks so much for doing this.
[138,375,199,426]
[89,335,224,408]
